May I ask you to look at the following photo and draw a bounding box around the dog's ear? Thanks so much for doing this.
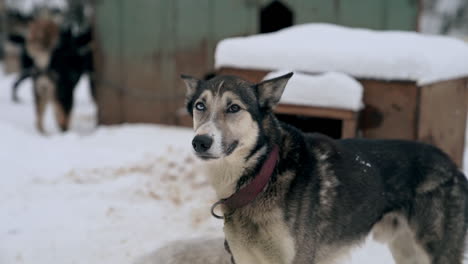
[256,72,293,109]
[181,74,200,99]
[181,74,201,115]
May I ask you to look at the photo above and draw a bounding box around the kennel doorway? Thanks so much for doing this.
[260,0,294,33]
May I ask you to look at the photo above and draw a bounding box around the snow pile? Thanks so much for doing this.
[265,71,364,111]
[216,23,468,85]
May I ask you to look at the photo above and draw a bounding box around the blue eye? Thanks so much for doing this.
[195,102,206,111]
[227,104,240,113]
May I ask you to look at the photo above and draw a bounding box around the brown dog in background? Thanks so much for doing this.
[12,16,95,133]
[26,18,61,133]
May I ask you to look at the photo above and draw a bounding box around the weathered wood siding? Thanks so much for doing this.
[417,79,468,167]
[93,0,419,125]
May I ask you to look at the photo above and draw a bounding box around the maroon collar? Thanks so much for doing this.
[211,145,279,219]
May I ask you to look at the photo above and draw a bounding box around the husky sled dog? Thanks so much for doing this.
[181,72,468,264]
[9,18,94,133]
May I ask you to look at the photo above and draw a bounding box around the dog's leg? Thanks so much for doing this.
[53,99,68,132]
[35,101,46,133]
[12,78,21,103]
[388,229,430,264]
[375,171,468,264]
[373,212,430,264]
[389,179,466,264]
[34,84,46,134]
[409,180,467,264]
[54,83,74,132]
[35,74,58,133]
[88,72,97,103]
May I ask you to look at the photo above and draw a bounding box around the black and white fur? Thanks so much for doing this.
[9,26,95,132]
[182,72,468,264]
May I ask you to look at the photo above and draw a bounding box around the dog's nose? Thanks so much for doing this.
[192,135,213,153]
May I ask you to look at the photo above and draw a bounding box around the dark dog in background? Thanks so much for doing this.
[8,18,95,133]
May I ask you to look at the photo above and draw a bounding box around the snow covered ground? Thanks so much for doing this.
[0,70,222,264]
[0,67,466,264]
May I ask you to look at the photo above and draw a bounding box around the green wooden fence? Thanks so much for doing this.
[93,0,419,125]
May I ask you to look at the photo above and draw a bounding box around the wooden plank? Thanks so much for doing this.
[175,0,212,73]
[339,0,386,30]
[93,0,123,124]
[120,0,177,124]
[218,67,269,83]
[342,118,358,138]
[289,0,338,25]
[275,104,357,120]
[212,0,258,42]
[359,79,418,139]
[175,0,212,113]
[417,78,468,167]
[385,0,419,31]
[176,108,193,128]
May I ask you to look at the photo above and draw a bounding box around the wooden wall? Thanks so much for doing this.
[93,0,419,126]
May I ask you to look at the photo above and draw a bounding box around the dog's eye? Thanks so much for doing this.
[227,104,241,113]
[195,102,206,111]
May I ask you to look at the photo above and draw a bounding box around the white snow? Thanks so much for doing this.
[264,71,364,111]
[0,64,466,264]
[5,0,67,14]
[355,155,372,168]
[215,23,468,85]
[0,68,221,264]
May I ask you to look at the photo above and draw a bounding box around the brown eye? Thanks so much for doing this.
[195,102,206,111]
[227,104,240,113]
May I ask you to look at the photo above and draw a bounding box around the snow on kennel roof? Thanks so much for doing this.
[215,23,468,85]
[265,71,363,111]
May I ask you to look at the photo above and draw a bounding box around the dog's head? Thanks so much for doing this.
[182,73,292,161]
[26,18,59,69]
